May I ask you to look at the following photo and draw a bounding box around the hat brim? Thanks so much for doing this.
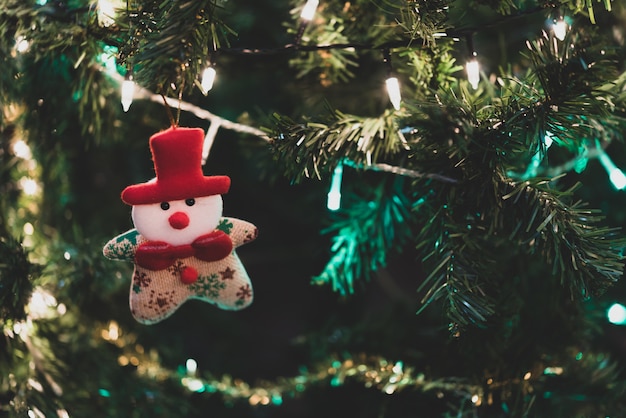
[121,175,230,205]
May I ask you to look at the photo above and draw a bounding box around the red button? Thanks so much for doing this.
[180,266,198,284]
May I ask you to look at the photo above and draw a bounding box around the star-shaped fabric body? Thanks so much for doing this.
[103,217,257,324]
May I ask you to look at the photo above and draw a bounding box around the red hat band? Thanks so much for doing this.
[121,127,230,205]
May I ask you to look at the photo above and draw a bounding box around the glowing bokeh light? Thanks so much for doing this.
[607,303,626,325]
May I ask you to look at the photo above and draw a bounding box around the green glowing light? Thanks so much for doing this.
[574,156,588,173]
[392,361,404,374]
[517,132,556,180]
[271,394,283,405]
[543,366,563,375]
[607,303,626,325]
[98,45,119,75]
[597,146,626,190]
[575,352,583,361]
[98,389,111,397]
[36,0,47,4]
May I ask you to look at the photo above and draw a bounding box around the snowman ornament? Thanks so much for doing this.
[103,127,257,324]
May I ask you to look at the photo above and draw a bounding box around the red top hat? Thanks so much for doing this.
[121,127,230,205]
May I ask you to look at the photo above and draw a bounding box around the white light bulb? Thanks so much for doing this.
[23,222,34,236]
[186,358,198,375]
[15,36,30,53]
[13,140,32,159]
[466,58,480,89]
[385,77,401,110]
[56,409,70,418]
[28,407,45,418]
[19,177,39,196]
[98,0,117,27]
[181,377,204,392]
[201,67,217,94]
[57,304,67,315]
[609,168,626,190]
[300,0,319,21]
[553,18,568,41]
[608,303,626,325]
[107,321,119,340]
[121,76,135,112]
[28,288,58,319]
[327,163,343,211]
[327,191,341,211]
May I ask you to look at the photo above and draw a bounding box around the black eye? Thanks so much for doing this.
[185,198,195,207]
[160,202,170,210]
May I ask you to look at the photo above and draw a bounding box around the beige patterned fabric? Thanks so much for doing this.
[103,217,257,324]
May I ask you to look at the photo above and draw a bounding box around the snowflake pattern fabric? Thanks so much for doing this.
[103,217,257,324]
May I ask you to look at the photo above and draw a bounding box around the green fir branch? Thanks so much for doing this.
[0,235,39,323]
[119,0,235,95]
[398,40,464,93]
[403,84,624,328]
[313,176,413,295]
[465,0,520,14]
[0,1,121,143]
[415,239,496,331]
[291,0,406,45]
[270,108,408,183]
[500,179,625,298]
[288,18,359,86]
[559,0,614,24]
[270,16,626,324]
[385,0,450,46]
[525,29,619,111]
[383,19,625,327]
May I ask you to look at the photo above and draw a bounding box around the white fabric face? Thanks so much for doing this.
[131,194,224,246]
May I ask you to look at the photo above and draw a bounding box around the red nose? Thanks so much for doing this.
[168,212,189,229]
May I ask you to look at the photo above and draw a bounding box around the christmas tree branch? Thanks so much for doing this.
[0,235,38,323]
[270,109,417,183]
[501,179,625,297]
[110,69,458,182]
[116,0,236,95]
[343,160,458,183]
[313,176,414,295]
[106,71,270,140]
[97,318,626,415]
